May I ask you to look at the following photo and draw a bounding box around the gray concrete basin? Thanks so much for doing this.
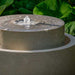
[0,33,75,75]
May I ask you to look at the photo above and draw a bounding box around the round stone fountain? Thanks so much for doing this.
[0,14,75,75]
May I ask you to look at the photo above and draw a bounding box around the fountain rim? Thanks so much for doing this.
[0,33,74,53]
[1,26,64,32]
[0,14,65,32]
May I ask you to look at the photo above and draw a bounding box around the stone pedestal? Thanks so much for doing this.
[0,15,65,50]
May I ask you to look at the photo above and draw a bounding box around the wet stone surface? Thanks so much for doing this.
[0,15,64,32]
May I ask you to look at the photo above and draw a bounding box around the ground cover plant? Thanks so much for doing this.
[0,0,75,36]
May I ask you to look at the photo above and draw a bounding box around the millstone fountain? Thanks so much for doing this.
[0,14,75,75]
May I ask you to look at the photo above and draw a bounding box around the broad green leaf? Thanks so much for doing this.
[0,5,6,15]
[60,2,72,18]
[0,0,14,15]
[5,0,14,7]
[33,7,44,15]
[33,1,48,15]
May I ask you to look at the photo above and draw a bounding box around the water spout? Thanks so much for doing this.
[24,16,30,24]
[24,16,31,29]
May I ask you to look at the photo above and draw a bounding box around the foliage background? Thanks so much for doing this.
[0,0,75,36]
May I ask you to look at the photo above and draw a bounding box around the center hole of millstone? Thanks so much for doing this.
[14,16,39,29]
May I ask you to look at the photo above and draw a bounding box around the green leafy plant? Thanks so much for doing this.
[33,0,72,20]
[65,21,75,36]
[33,0,75,36]
[1,0,44,15]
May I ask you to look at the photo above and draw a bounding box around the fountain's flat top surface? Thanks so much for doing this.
[0,14,64,32]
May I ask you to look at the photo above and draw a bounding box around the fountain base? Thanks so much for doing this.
[0,33,75,75]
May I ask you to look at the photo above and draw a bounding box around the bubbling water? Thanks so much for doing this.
[24,16,30,24]
[23,16,31,29]
[14,16,39,29]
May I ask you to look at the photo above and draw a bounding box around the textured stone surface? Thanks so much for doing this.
[0,15,65,50]
[0,34,75,75]
[0,15,64,31]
